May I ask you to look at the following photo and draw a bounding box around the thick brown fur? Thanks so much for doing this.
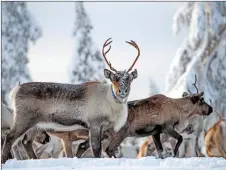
[137,137,152,158]
[204,115,226,159]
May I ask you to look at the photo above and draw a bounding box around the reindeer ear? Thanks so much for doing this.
[104,69,116,81]
[104,69,112,79]
[129,69,138,81]
[182,92,189,97]
[198,92,204,96]
[191,95,200,104]
[191,92,204,103]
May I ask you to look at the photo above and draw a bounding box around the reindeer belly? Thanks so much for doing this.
[37,122,87,132]
[39,105,89,131]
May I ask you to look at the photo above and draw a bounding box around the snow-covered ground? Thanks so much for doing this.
[2,157,226,170]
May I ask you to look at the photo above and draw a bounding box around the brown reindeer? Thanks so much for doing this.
[1,38,140,163]
[204,113,226,158]
[76,88,212,159]
[137,80,207,159]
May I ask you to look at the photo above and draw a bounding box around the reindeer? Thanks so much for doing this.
[75,80,213,159]
[1,38,140,163]
[204,113,226,159]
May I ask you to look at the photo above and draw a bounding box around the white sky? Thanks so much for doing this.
[27,2,186,101]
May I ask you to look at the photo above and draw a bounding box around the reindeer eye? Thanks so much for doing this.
[200,98,205,104]
[115,76,120,82]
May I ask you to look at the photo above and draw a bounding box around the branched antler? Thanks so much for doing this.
[126,40,140,72]
[102,38,140,73]
[188,74,199,94]
[192,74,199,93]
[102,38,117,72]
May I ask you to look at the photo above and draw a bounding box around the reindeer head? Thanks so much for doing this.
[182,75,213,117]
[102,38,139,102]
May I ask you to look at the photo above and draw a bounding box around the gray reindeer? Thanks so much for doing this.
[1,38,140,163]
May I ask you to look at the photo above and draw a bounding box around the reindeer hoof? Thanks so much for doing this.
[158,149,173,159]
[106,147,116,158]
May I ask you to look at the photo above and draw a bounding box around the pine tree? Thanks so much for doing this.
[69,2,105,84]
[2,2,42,105]
[165,2,226,116]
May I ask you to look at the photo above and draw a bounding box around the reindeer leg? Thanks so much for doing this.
[152,133,166,159]
[163,126,183,157]
[76,140,90,158]
[89,122,103,158]
[12,144,23,160]
[105,126,129,158]
[215,136,226,158]
[21,133,37,159]
[2,125,35,163]
[18,138,30,160]
[1,110,39,163]
[62,137,73,158]
[34,143,49,159]
[102,128,116,158]
[76,130,113,158]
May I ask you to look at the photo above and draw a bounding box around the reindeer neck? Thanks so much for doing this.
[173,98,191,118]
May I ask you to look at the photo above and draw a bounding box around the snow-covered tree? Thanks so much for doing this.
[2,2,42,105]
[69,2,105,84]
[165,2,226,119]
[149,78,159,96]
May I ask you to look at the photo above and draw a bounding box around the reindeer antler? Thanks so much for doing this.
[126,40,140,72]
[188,74,199,94]
[102,38,117,72]
[192,74,199,93]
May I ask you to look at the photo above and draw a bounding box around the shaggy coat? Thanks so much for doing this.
[77,92,212,158]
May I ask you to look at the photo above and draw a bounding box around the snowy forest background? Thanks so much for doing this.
[1,2,226,158]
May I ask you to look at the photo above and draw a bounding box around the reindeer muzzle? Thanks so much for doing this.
[207,106,213,115]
